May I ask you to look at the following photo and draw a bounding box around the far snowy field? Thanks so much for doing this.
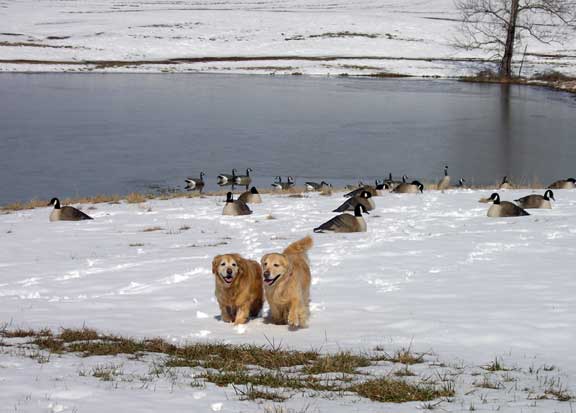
[1,187,575,412]
[1,0,575,76]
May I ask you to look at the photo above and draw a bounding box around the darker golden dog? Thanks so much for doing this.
[211,254,263,324]
[260,236,313,330]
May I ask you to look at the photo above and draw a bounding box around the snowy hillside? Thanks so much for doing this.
[1,188,576,412]
[1,0,575,76]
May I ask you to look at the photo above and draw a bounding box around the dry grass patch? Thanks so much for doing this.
[374,346,426,365]
[352,377,454,403]
[233,383,289,402]
[126,192,148,203]
[303,351,371,375]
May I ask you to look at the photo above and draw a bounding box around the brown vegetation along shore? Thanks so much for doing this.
[1,182,553,213]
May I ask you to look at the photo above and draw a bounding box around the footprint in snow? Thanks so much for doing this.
[211,403,223,412]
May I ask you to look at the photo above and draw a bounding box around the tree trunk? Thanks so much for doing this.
[499,0,520,79]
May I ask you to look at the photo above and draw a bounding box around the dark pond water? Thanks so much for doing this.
[1,73,575,205]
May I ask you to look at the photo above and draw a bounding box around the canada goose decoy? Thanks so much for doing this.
[314,204,368,233]
[217,169,237,185]
[305,181,331,191]
[333,191,375,212]
[515,190,555,209]
[499,176,513,190]
[437,165,450,190]
[457,178,467,188]
[271,176,295,190]
[548,177,576,189]
[484,193,529,217]
[238,186,262,204]
[393,180,424,194]
[48,198,93,222]
[222,192,252,216]
[234,168,253,186]
[185,171,205,190]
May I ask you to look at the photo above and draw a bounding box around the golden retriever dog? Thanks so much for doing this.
[211,254,263,325]
[260,236,313,330]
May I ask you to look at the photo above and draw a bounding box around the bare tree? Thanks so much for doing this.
[455,0,576,79]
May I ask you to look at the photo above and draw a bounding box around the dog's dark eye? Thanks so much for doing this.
[273,263,279,267]
[221,262,225,266]
[232,263,237,267]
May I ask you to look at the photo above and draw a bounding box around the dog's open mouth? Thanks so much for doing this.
[221,275,234,284]
[264,274,281,286]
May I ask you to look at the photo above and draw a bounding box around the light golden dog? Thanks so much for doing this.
[211,254,263,325]
[260,236,313,330]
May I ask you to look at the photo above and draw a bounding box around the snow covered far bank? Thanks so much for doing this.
[1,0,575,77]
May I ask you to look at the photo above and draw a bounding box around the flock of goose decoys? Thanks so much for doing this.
[46,167,576,227]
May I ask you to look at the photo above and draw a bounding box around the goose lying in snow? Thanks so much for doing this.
[49,198,93,222]
[333,191,375,212]
[548,178,575,189]
[222,192,252,216]
[393,180,424,194]
[238,186,262,204]
[515,190,554,209]
[314,204,368,233]
[484,193,529,217]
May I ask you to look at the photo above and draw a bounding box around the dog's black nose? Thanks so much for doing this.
[226,268,233,275]
[263,271,270,277]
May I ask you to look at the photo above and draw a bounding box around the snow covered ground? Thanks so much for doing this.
[1,188,576,411]
[1,0,575,76]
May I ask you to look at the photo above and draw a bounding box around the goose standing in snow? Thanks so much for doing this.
[271,176,294,190]
[238,186,262,204]
[548,178,575,189]
[314,204,368,233]
[499,176,513,190]
[484,193,529,217]
[185,171,205,190]
[234,168,253,187]
[222,192,252,216]
[437,165,450,190]
[515,190,555,209]
[306,181,331,191]
[333,191,375,212]
[48,198,93,222]
[393,180,424,194]
[217,169,237,186]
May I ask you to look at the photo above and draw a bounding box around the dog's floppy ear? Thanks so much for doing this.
[212,255,222,275]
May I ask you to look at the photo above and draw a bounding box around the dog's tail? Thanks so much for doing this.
[283,235,313,256]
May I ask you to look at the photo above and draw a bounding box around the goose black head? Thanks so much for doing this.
[544,190,555,201]
[458,178,466,186]
[412,181,424,193]
[444,165,449,176]
[354,203,368,216]
[287,176,294,183]
[501,176,509,184]
[388,172,393,181]
[226,192,234,203]
[48,197,61,208]
[402,175,408,183]
[200,171,205,179]
[489,192,501,204]
[568,178,576,183]
[250,186,259,194]
[246,168,253,175]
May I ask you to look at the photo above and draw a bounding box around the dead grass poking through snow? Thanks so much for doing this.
[142,226,163,232]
